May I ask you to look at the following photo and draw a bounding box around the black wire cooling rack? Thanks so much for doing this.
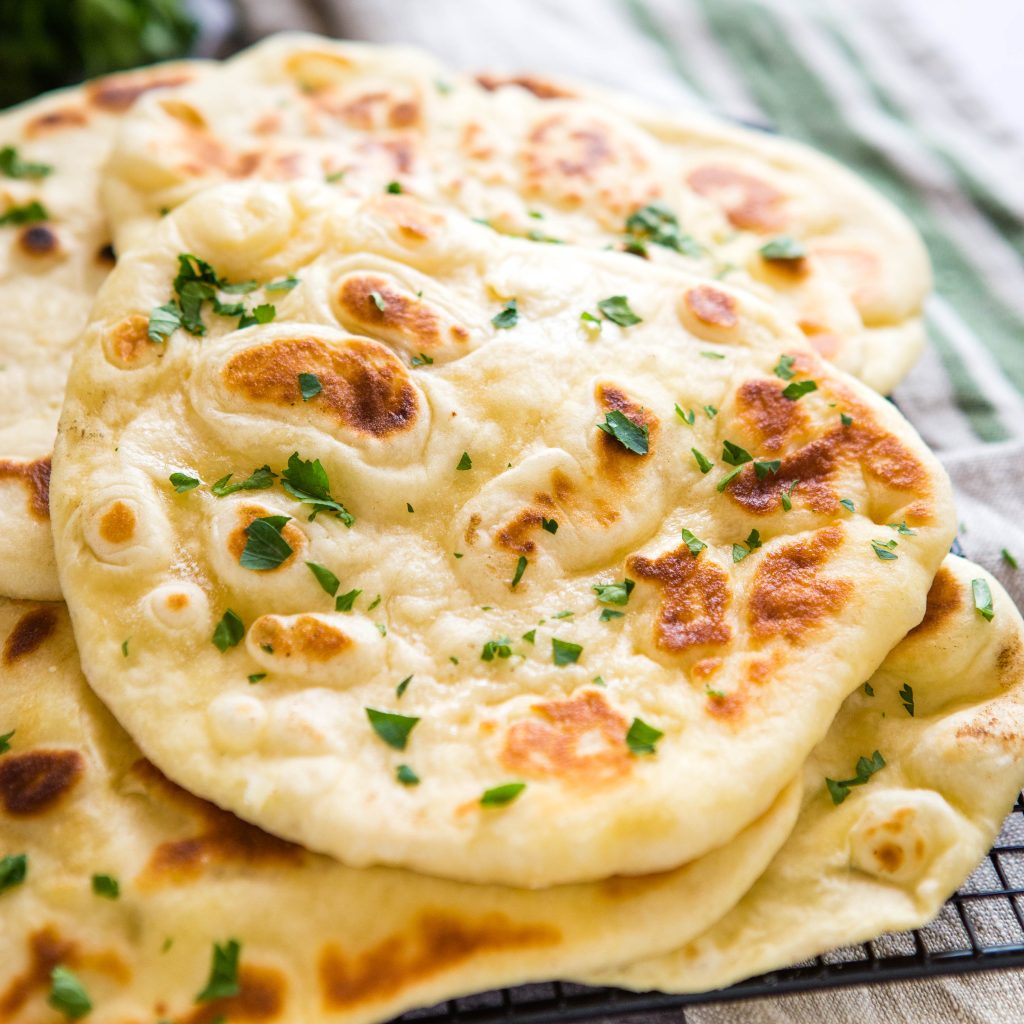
[400,794,1024,1023]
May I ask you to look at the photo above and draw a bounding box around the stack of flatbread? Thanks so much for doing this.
[0,33,1021,1024]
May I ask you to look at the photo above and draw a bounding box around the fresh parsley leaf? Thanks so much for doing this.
[773,354,796,380]
[626,717,664,755]
[593,579,635,606]
[692,448,714,474]
[732,544,750,563]
[237,303,276,329]
[482,637,513,661]
[0,199,48,225]
[541,517,558,534]
[624,203,701,256]
[863,682,874,697]
[1003,548,1019,570]
[721,440,753,466]
[511,555,528,589]
[306,561,340,596]
[840,412,853,427]
[367,594,381,611]
[521,629,536,644]
[491,299,519,329]
[266,274,299,292]
[212,610,245,652]
[396,675,413,698]
[597,410,649,454]
[825,751,886,805]
[210,465,276,497]
[746,529,762,550]
[839,498,855,513]
[480,782,526,807]
[973,578,995,621]
[551,637,582,666]
[0,853,27,893]
[552,610,574,619]
[92,874,119,899]
[871,539,898,561]
[703,404,718,419]
[580,310,602,331]
[599,608,625,621]
[0,729,13,752]
[782,379,818,401]
[592,675,606,687]
[148,300,183,343]
[888,521,917,535]
[396,764,420,786]
[369,290,387,312]
[366,708,420,750]
[675,404,695,426]
[899,683,914,717]
[681,528,706,557]
[335,589,362,612]
[48,966,92,1019]
[298,373,322,401]
[456,451,473,471]
[781,480,799,511]
[597,295,642,327]
[121,639,130,657]
[280,453,353,524]
[754,459,780,479]
[196,939,242,1002]
[239,516,293,571]
[759,235,807,262]
[411,353,434,367]
[0,145,52,179]
[700,350,726,359]
[169,472,200,492]
[385,181,403,194]
[325,170,346,183]
[248,673,266,684]
[376,622,388,637]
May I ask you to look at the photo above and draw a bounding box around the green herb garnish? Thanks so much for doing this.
[782,380,818,401]
[593,579,635,606]
[481,637,513,661]
[692,448,714,474]
[825,751,885,805]
[169,472,200,492]
[839,498,855,513]
[0,199,48,226]
[306,561,340,596]
[760,235,807,262]
[396,764,420,786]
[481,782,526,807]
[973,578,994,621]
[623,203,701,256]
[239,516,293,571]
[396,675,412,698]
[773,354,796,380]
[871,539,898,561]
[456,451,473,471]
[92,874,120,899]
[0,145,52,179]
[899,683,914,717]
[335,589,362,612]
[552,637,582,666]
[210,465,276,497]
[281,453,353,524]
[626,717,664,755]
[1003,549,1019,570]
[597,295,642,327]
[212,610,245,651]
[298,372,322,401]
[196,939,242,1002]
[681,528,706,557]
[0,853,27,893]
[541,517,558,534]
[511,555,528,589]
[491,299,519,329]
[597,410,649,454]
[675,404,695,426]
[48,966,92,1020]
[366,708,419,750]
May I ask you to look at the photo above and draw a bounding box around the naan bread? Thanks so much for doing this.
[51,182,953,887]
[0,63,206,601]
[0,597,798,1024]
[589,555,1024,991]
[101,33,929,395]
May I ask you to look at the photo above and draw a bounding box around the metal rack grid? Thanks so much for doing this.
[400,794,1024,1023]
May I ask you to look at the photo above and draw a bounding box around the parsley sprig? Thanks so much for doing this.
[825,751,885,805]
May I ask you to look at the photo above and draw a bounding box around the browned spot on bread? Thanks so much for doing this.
[464,512,482,546]
[749,526,851,642]
[735,377,807,453]
[687,164,787,232]
[375,195,445,241]
[223,336,419,437]
[810,245,883,312]
[106,314,157,367]
[873,842,904,874]
[955,709,1023,752]
[475,74,576,100]
[0,750,83,816]
[501,691,632,785]
[178,966,287,1023]
[997,639,1024,684]
[132,760,302,887]
[25,107,88,136]
[705,689,745,722]
[87,70,193,112]
[284,49,355,92]
[685,285,739,328]
[166,592,190,611]
[249,615,352,662]
[335,275,467,352]
[0,928,74,1016]
[96,242,116,265]
[596,385,658,477]
[17,224,58,256]
[907,564,961,638]
[628,547,732,654]
[691,657,723,679]
[99,500,136,544]
[171,118,261,179]
[318,90,422,131]
[0,456,50,519]
[3,606,58,663]
[319,911,559,1009]
[799,323,843,360]
[227,505,304,569]
[496,494,558,556]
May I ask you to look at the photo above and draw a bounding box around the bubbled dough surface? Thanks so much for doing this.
[0,63,207,600]
[0,598,799,1024]
[589,556,1024,991]
[52,181,954,887]
[101,32,929,397]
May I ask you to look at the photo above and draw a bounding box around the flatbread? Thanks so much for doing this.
[588,555,1024,991]
[0,63,206,601]
[51,181,954,887]
[0,597,798,1024]
[101,32,929,395]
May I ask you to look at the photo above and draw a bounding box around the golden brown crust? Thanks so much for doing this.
[0,750,84,816]
[3,606,58,664]
[687,164,787,232]
[0,456,51,521]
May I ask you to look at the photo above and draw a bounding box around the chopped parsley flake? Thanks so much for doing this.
[864,682,874,697]
[212,610,245,651]
[899,683,915,717]
[721,440,753,466]
[782,379,818,401]
[511,555,528,589]
[871,539,898,561]
[0,145,52,179]
[366,708,420,750]
[839,498,855,513]
[700,350,726,359]
[411,353,434,367]
[681,528,706,557]
[0,853,27,893]
[369,290,387,311]
[239,515,293,571]
[335,589,362,612]
[732,544,750,563]
[580,310,602,330]
[491,299,519,329]
[599,609,625,621]
[597,295,642,327]
[521,629,536,644]
[266,274,299,292]
[626,717,664,755]
[593,579,635,606]
[773,354,796,380]
[675,404,695,426]
[396,764,420,786]
[367,594,381,611]
[541,517,558,534]
[760,235,807,262]
[197,939,242,1002]
[306,561,340,596]
[298,372,322,401]
[551,637,582,666]
[210,464,276,497]
[0,729,13,752]
[396,675,413,698]
[481,782,526,807]
[0,199,48,225]
[781,480,799,511]
[692,448,714,474]
[716,466,744,493]
[238,303,276,329]
[731,528,762,563]
[825,751,886,805]
[754,459,781,479]
[169,472,200,493]
[481,637,513,661]
[888,521,917,535]
[746,529,762,550]
[703,405,718,419]
[92,874,120,899]
[386,181,403,193]
[597,410,649,455]
[456,451,473,471]
[592,676,606,687]
[281,453,353,524]
[48,966,92,1020]
[148,301,182,342]
[248,673,266,684]
[841,412,853,427]
[972,578,995,622]
[552,610,573,619]
[624,203,702,257]
[1003,549,1019,570]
